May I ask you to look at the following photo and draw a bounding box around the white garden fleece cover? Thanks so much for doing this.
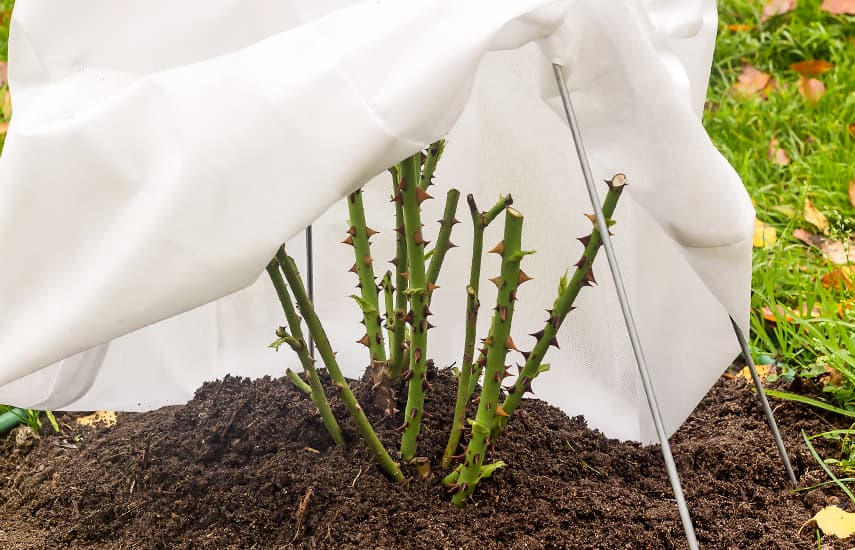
[0,0,753,443]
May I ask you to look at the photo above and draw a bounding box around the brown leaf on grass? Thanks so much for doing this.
[793,228,855,265]
[804,198,830,234]
[0,61,6,88]
[762,305,795,322]
[849,180,855,208]
[821,268,854,291]
[790,60,834,76]
[850,123,855,138]
[0,121,7,136]
[727,24,755,32]
[733,65,774,97]
[761,0,797,21]
[797,77,826,103]
[822,0,855,14]
[768,138,790,165]
[753,218,778,248]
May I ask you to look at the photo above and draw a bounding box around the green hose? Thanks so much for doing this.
[0,408,27,435]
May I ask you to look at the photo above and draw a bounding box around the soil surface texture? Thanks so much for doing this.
[0,366,850,549]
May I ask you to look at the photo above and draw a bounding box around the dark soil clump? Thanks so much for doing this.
[0,367,849,549]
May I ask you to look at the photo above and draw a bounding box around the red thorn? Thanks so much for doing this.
[577,235,592,247]
[488,241,505,256]
[416,188,433,204]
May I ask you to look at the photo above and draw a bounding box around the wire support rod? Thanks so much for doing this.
[731,316,797,484]
[306,225,315,359]
[552,63,699,550]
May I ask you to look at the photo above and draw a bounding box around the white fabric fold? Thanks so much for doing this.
[0,0,752,442]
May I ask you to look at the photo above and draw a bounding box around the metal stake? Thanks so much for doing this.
[306,225,315,359]
[552,64,699,550]
[731,316,797,484]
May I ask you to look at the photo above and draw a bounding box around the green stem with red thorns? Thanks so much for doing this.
[425,188,460,301]
[275,248,404,482]
[466,195,514,399]
[389,165,410,380]
[266,261,345,446]
[345,189,387,365]
[451,207,528,506]
[419,139,445,190]
[381,271,395,357]
[398,154,433,461]
[491,174,627,441]
[441,193,512,467]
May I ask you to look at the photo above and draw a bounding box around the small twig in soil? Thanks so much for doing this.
[292,486,313,543]
[351,467,364,488]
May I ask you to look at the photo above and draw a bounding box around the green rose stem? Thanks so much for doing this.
[425,188,461,299]
[419,139,445,190]
[275,248,404,482]
[389,164,410,380]
[441,194,512,468]
[466,195,515,398]
[491,174,627,440]
[398,154,433,461]
[344,189,387,365]
[450,207,528,506]
[285,368,312,394]
[381,271,395,355]
[265,260,345,446]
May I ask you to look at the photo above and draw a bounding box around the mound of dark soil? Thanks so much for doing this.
[0,366,849,549]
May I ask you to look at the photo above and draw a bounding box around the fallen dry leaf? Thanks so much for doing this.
[727,23,754,32]
[849,180,855,208]
[822,364,845,387]
[821,268,854,291]
[804,198,830,234]
[822,238,855,265]
[733,65,774,98]
[753,218,778,248]
[76,411,117,428]
[849,123,855,138]
[806,505,855,539]
[793,228,855,265]
[739,364,771,382]
[768,138,791,165]
[797,76,826,103]
[798,80,827,104]
[762,0,798,20]
[790,60,834,76]
[822,0,855,14]
[762,304,795,322]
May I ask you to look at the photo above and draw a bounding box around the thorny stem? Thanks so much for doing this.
[399,154,432,461]
[389,166,410,380]
[426,188,461,301]
[466,195,514,398]
[451,207,528,505]
[345,189,387,365]
[419,139,445,190]
[266,260,344,446]
[441,194,512,468]
[382,271,395,356]
[275,248,404,482]
[492,175,627,440]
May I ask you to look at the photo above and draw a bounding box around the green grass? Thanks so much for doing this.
[705,0,855,412]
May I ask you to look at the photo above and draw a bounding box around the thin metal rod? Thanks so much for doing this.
[305,225,315,358]
[552,64,699,550]
[731,316,797,484]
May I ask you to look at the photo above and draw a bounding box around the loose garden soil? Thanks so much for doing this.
[0,365,851,549]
